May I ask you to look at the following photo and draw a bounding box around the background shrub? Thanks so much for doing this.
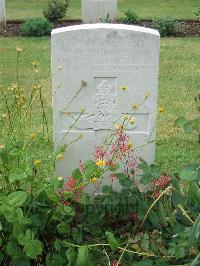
[153,17,180,37]
[43,0,69,23]
[195,7,200,18]
[121,9,140,24]
[20,18,53,37]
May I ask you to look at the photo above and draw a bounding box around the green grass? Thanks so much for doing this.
[0,37,199,172]
[6,0,199,21]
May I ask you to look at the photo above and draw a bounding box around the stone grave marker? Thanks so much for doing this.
[81,0,117,23]
[52,24,160,191]
[0,0,6,31]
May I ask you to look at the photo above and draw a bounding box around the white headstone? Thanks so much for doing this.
[0,0,6,30]
[81,0,117,23]
[52,24,160,191]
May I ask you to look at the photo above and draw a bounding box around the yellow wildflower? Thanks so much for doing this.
[81,80,87,87]
[32,86,38,93]
[16,46,23,52]
[127,143,133,150]
[62,111,70,116]
[131,103,139,110]
[34,160,42,166]
[116,124,124,130]
[144,91,150,99]
[120,85,128,91]
[30,133,37,140]
[32,61,39,67]
[96,159,106,167]
[56,153,64,161]
[130,119,135,125]
[0,144,5,150]
[123,115,130,121]
[78,133,84,139]
[57,176,63,181]
[2,113,8,118]
[19,96,26,106]
[159,107,165,113]
[91,177,98,183]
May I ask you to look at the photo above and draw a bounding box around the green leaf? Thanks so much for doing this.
[7,242,22,259]
[188,183,200,208]
[185,213,200,255]
[132,259,154,266]
[179,165,199,181]
[8,191,27,207]
[23,239,42,259]
[190,117,200,132]
[66,247,77,266]
[57,222,70,235]
[9,169,27,183]
[109,163,120,172]
[63,206,74,216]
[159,202,168,227]
[84,160,99,180]
[115,173,133,188]
[11,257,30,266]
[76,245,90,266]
[174,116,189,128]
[0,222,2,231]
[105,231,118,250]
[72,168,82,180]
[46,188,59,203]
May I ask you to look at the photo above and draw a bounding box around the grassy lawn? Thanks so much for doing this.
[6,0,199,21]
[0,37,199,172]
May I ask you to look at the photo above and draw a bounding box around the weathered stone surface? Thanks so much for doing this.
[81,0,117,23]
[0,0,6,31]
[51,24,160,191]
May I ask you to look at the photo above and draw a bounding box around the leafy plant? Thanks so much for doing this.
[195,7,200,18]
[121,9,140,24]
[43,0,69,23]
[153,17,180,37]
[0,50,199,265]
[100,13,112,23]
[20,18,53,37]
[174,92,200,143]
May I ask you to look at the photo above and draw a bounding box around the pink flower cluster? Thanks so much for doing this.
[152,175,171,190]
[152,175,171,198]
[92,130,138,175]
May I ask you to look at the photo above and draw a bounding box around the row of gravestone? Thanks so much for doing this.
[0,0,6,30]
[0,0,117,30]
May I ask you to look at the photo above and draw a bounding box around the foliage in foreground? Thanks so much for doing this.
[0,50,199,265]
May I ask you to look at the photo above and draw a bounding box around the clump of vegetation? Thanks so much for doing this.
[0,50,199,265]
[153,17,180,37]
[100,13,112,23]
[175,92,200,144]
[195,6,200,18]
[20,18,53,37]
[43,0,69,23]
[121,9,140,24]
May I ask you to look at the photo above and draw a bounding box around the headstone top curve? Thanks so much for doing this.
[51,23,160,36]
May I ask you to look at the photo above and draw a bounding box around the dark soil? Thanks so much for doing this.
[0,19,200,37]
